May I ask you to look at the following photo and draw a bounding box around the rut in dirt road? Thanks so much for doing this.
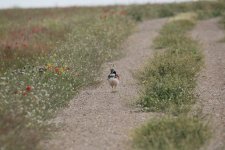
[43,18,167,150]
[192,18,225,150]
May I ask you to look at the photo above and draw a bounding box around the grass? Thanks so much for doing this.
[0,7,101,73]
[138,16,202,114]
[132,13,210,150]
[126,1,225,22]
[0,7,134,150]
[132,116,210,150]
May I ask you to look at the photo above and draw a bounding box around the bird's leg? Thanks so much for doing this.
[112,86,117,92]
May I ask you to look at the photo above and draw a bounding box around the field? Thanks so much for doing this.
[0,1,225,150]
[0,6,134,149]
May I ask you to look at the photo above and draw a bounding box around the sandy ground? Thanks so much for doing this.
[191,18,225,150]
[43,18,167,150]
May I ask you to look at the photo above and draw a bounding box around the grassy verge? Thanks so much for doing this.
[132,116,210,150]
[138,13,202,114]
[0,8,134,150]
[132,13,210,150]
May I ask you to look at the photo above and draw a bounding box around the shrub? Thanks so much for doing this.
[138,17,202,114]
[132,116,210,150]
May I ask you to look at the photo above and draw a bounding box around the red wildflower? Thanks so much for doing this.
[22,43,28,48]
[120,10,127,16]
[26,85,32,92]
[22,92,27,96]
[55,67,60,74]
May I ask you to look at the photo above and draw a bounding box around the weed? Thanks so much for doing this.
[138,18,202,114]
[132,116,210,150]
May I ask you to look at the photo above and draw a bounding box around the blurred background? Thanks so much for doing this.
[0,0,195,9]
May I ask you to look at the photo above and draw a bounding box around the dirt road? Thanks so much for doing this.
[192,18,225,150]
[43,18,167,150]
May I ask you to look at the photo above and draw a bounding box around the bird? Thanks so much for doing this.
[107,68,120,92]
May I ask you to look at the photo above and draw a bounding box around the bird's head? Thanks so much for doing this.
[110,68,115,74]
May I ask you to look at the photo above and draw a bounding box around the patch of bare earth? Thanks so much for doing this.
[191,18,225,150]
[43,18,167,150]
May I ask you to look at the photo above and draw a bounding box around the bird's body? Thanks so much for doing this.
[107,68,120,91]
[108,77,120,88]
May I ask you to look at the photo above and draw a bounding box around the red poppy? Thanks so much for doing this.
[55,67,60,74]
[120,10,127,16]
[22,92,27,96]
[26,85,32,92]
[22,43,28,48]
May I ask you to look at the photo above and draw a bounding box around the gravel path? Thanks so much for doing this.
[191,18,225,150]
[44,18,167,150]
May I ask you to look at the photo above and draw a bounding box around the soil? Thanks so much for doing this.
[43,18,167,150]
[191,18,225,150]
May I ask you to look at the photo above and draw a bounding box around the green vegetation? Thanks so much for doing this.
[127,1,225,21]
[0,7,134,150]
[0,8,99,73]
[138,14,202,114]
[133,13,210,150]
[132,116,210,150]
